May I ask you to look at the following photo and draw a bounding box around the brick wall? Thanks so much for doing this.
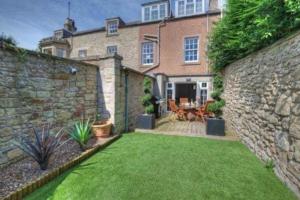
[223,31,300,197]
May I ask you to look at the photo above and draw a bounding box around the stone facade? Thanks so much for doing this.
[0,47,147,168]
[223,31,300,197]
[68,26,140,70]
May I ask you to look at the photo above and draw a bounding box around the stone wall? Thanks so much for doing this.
[223,31,300,197]
[0,47,148,168]
[0,47,98,167]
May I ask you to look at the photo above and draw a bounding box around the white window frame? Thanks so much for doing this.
[78,49,87,58]
[107,20,118,35]
[175,0,205,17]
[166,82,175,100]
[184,36,200,63]
[197,81,208,105]
[142,42,154,65]
[142,2,168,22]
[107,45,118,55]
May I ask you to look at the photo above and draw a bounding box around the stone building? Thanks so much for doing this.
[39,0,225,110]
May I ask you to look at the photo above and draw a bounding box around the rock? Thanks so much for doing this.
[275,94,292,116]
[292,104,300,116]
[289,116,300,139]
[275,131,290,151]
[7,149,23,160]
[294,140,300,162]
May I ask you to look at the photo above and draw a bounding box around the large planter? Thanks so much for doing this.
[92,120,112,139]
[136,114,155,129]
[206,117,225,136]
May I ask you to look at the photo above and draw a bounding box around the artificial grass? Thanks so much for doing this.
[26,133,296,200]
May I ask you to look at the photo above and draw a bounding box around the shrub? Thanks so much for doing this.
[69,119,93,151]
[16,125,66,170]
[208,0,300,71]
[209,73,225,117]
[141,77,154,114]
[208,99,225,118]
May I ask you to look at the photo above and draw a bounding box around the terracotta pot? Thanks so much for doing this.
[92,120,112,139]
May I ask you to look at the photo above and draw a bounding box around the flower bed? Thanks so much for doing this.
[0,135,120,200]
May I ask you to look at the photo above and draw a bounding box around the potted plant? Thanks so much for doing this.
[206,74,226,136]
[92,114,112,139]
[136,77,155,129]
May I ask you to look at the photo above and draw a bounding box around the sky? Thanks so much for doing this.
[0,0,157,50]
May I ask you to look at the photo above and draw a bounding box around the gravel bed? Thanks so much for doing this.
[0,138,98,198]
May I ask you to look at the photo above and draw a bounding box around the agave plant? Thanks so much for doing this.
[69,118,93,151]
[16,124,66,170]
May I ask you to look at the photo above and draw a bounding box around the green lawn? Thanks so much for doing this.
[26,133,296,200]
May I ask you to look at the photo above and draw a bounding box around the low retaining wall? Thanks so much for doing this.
[223,31,300,196]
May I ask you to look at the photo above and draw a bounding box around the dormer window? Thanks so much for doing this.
[175,0,205,17]
[142,1,168,22]
[107,20,118,35]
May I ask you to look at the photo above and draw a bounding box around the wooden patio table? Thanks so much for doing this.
[179,104,199,121]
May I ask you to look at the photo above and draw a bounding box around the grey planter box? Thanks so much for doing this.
[206,118,225,136]
[136,114,155,129]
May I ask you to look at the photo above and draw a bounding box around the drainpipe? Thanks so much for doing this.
[96,67,102,118]
[124,72,129,132]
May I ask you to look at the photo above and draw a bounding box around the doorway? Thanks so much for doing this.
[175,83,197,103]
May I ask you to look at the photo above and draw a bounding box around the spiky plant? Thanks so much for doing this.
[16,125,66,170]
[69,119,93,151]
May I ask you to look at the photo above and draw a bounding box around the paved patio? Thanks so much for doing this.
[136,114,238,141]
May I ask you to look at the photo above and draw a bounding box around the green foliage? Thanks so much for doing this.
[208,0,300,71]
[15,124,66,170]
[70,119,93,151]
[208,99,226,118]
[210,73,225,117]
[0,34,17,46]
[142,77,154,114]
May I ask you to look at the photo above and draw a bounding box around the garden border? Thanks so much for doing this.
[2,134,121,200]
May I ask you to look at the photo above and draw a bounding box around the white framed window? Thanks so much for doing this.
[184,36,199,62]
[107,45,118,55]
[166,82,174,110]
[144,7,151,21]
[160,4,166,19]
[142,42,154,65]
[107,21,118,35]
[178,0,185,16]
[151,5,159,20]
[142,3,168,22]
[78,49,87,58]
[56,48,65,58]
[175,0,205,17]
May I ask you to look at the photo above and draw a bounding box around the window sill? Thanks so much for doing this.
[182,62,201,66]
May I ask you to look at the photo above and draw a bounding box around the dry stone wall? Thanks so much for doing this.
[223,31,300,197]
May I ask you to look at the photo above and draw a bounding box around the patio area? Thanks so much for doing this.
[136,115,238,141]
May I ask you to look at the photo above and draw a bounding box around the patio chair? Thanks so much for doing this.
[179,98,189,106]
[195,100,214,122]
[168,100,187,121]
